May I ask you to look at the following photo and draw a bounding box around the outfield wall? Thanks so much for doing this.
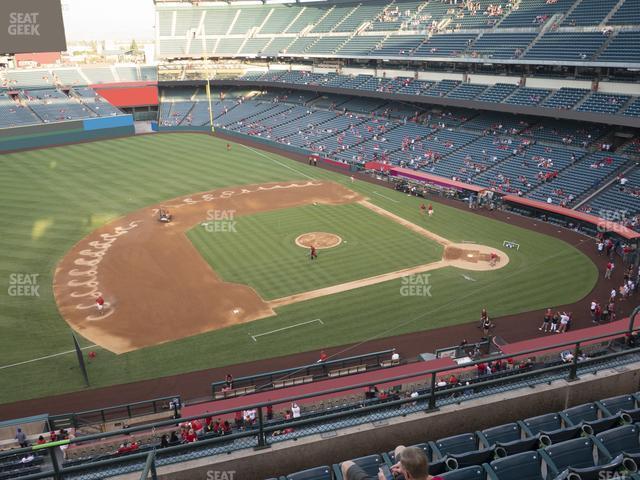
[0,115,135,153]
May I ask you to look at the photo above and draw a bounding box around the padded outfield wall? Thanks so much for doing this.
[0,115,135,153]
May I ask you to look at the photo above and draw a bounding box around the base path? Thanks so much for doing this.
[53,181,362,354]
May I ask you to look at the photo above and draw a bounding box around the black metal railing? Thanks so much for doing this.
[48,395,179,431]
[210,348,396,398]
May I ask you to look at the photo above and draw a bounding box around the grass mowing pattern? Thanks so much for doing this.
[188,203,443,300]
[0,133,597,404]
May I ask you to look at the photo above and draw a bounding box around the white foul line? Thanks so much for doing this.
[372,191,399,203]
[250,319,324,342]
[241,144,317,181]
[0,345,97,370]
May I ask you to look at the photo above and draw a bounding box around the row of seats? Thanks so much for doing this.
[1,65,156,88]
[234,70,638,117]
[274,393,640,480]
[159,88,636,216]
[0,87,123,128]
[156,29,640,62]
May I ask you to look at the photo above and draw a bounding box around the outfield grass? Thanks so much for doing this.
[188,203,443,299]
[0,133,598,404]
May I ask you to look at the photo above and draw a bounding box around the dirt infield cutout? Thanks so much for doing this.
[53,181,508,353]
[295,232,342,249]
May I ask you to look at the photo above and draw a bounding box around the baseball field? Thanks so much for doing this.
[0,133,598,405]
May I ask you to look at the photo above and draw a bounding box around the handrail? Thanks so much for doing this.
[2,323,637,466]
[210,348,396,392]
[10,343,640,480]
[48,395,180,429]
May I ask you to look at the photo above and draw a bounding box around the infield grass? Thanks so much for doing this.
[188,203,443,300]
[0,133,598,405]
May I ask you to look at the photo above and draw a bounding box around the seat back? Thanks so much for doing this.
[543,437,596,471]
[287,465,332,480]
[435,433,478,457]
[562,403,599,425]
[599,395,636,416]
[489,451,543,480]
[440,465,485,480]
[522,413,562,435]
[351,454,383,476]
[596,425,640,457]
[481,423,521,446]
[448,447,496,469]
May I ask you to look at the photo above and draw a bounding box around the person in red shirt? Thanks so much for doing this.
[36,436,46,445]
[284,411,294,434]
[420,203,426,215]
[184,429,197,443]
[95,296,105,312]
[318,350,328,362]
[191,419,203,433]
[310,245,318,260]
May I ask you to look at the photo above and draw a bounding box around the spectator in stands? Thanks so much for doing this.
[160,434,170,448]
[117,440,139,454]
[169,431,180,444]
[234,411,243,430]
[291,402,301,419]
[318,349,328,362]
[342,445,431,480]
[15,428,28,448]
[36,435,46,446]
[221,420,231,435]
[225,373,234,390]
[267,404,273,421]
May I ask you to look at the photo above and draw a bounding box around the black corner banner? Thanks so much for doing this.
[0,0,67,54]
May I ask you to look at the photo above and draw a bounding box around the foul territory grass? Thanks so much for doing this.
[0,133,597,405]
[188,203,443,300]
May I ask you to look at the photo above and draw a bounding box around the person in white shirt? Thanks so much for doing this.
[291,403,301,419]
[391,352,400,363]
[559,312,570,333]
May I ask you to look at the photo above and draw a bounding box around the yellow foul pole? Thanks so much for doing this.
[206,77,215,134]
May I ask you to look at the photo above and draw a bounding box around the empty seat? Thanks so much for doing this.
[540,437,623,480]
[520,413,563,435]
[595,425,640,468]
[560,403,623,434]
[286,465,332,480]
[479,423,522,447]
[431,433,479,458]
[488,451,544,480]
[598,395,638,416]
[440,465,486,480]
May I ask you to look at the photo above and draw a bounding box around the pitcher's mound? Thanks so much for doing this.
[295,232,342,249]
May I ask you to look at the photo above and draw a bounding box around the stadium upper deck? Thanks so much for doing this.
[154,0,640,66]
